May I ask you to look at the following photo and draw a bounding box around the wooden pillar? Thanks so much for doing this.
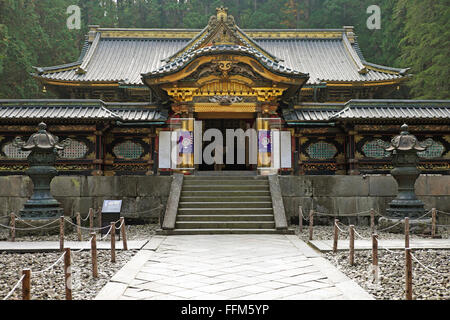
[405,248,413,300]
[349,225,355,266]
[64,248,72,300]
[22,269,31,300]
[347,128,359,175]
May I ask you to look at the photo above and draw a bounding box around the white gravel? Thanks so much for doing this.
[0,223,160,300]
[295,225,450,300]
[0,250,138,300]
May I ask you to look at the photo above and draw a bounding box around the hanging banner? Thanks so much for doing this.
[178,130,193,154]
[258,130,271,153]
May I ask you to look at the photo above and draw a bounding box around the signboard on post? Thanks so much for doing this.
[101,200,122,235]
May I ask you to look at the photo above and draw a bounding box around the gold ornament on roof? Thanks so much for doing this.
[216,6,228,21]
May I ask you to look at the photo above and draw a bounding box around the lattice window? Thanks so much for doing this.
[362,139,391,158]
[418,140,445,158]
[2,142,31,159]
[57,140,88,159]
[306,141,337,160]
[113,141,144,160]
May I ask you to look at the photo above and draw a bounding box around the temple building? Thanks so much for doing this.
[0,7,449,176]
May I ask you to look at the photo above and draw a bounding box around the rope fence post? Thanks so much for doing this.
[22,269,31,300]
[309,209,314,241]
[59,216,64,252]
[349,224,355,266]
[298,206,303,233]
[90,233,98,278]
[120,217,128,251]
[64,248,72,300]
[76,212,82,241]
[110,222,116,263]
[431,208,436,238]
[333,219,339,253]
[10,212,15,242]
[98,208,102,231]
[405,217,409,249]
[405,247,413,300]
[89,208,94,233]
[372,233,378,283]
[370,208,375,234]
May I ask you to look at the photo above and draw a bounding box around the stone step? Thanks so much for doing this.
[176,214,275,222]
[158,229,295,235]
[178,202,273,208]
[181,190,271,197]
[175,221,276,229]
[182,185,269,191]
[177,208,274,215]
[179,196,272,202]
[184,176,267,180]
[183,180,269,186]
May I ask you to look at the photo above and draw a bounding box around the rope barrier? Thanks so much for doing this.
[410,251,447,276]
[0,220,60,231]
[33,252,66,275]
[334,221,348,234]
[15,216,60,229]
[437,210,450,216]
[2,274,25,300]
[63,217,115,231]
[100,226,113,240]
[314,209,374,217]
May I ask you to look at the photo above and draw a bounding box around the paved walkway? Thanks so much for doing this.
[0,240,148,252]
[95,235,373,300]
[310,239,450,252]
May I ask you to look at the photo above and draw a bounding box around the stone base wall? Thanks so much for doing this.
[279,175,450,226]
[1,175,449,226]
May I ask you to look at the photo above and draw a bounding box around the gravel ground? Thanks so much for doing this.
[0,223,159,300]
[295,225,450,300]
[0,250,138,300]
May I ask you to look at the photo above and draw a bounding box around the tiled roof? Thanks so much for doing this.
[34,28,408,87]
[283,103,343,122]
[331,100,450,121]
[144,44,306,79]
[0,100,167,122]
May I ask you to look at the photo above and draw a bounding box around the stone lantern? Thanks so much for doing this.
[378,124,432,233]
[13,123,70,234]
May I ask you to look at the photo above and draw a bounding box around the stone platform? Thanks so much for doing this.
[95,235,373,300]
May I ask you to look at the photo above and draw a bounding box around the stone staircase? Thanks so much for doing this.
[165,175,292,235]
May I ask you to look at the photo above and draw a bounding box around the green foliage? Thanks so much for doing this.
[0,0,447,99]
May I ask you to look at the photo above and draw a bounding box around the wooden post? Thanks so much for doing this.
[22,269,31,300]
[298,206,303,233]
[64,248,72,300]
[120,217,128,251]
[405,248,413,300]
[59,216,64,252]
[333,219,339,253]
[431,208,437,238]
[76,212,82,241]
[110,222,116,263]
[404,217,410,249]
[90,233,98,278]
[10,212,15,242]
[89,208,94,233]
[372,234,378,283]
[370,208,375,234]
[349,225,355,266]
[308,210,314,241]
[98,208,102,230]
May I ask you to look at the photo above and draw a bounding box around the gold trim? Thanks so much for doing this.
[194,105,256,113]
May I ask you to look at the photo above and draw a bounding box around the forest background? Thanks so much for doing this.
[0,0,448,99]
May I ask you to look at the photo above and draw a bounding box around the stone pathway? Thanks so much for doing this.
[310,239,450,252]
[95,235,373,300]
[0,240,148,252]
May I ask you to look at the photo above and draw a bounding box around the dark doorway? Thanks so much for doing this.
[199,119,255,171]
